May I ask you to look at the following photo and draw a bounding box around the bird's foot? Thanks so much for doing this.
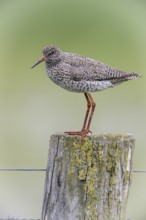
[65,129,91,138]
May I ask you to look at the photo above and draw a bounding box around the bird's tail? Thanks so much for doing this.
[125,72,142,80]
[103,72,142,81]
[101,72,142,86]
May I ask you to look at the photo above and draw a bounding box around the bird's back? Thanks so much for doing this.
[62,52,141,82]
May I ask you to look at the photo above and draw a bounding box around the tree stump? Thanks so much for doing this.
[41,134,135,220]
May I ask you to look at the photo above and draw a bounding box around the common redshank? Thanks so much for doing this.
[32,45,141,137]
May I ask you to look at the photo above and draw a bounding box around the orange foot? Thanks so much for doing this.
[65,129,92,138]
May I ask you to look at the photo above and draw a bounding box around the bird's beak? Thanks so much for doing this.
[31,56,46,69]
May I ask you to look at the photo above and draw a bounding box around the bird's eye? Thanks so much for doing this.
[49,51,55,56]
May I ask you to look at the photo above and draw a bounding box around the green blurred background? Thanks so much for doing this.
[0,0,146,219]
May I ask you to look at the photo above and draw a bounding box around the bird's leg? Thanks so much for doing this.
[85,93,96,133]
[65,92,95,138]
[81,92,91,132]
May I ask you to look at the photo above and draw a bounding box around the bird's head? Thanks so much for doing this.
[31,45,61,68]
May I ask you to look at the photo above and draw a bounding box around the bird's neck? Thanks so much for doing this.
[46,58,61,68]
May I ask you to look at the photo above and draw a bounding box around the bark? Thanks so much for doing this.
[41,134,135,220]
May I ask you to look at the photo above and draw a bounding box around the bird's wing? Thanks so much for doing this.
[68,62,127,82]
[63,53,140,82]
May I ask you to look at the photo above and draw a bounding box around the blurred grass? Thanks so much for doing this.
[0,0,146,219]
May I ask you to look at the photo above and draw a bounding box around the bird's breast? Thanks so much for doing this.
[46,66,113,92]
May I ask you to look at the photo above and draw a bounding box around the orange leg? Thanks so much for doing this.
[65,92,96,138]
[81,93,91,131]
[85,93,96,132]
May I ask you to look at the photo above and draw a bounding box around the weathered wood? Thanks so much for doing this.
[41,134,135,220]
[0,219,39,220]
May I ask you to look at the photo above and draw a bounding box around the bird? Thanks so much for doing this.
[31,45,141,137]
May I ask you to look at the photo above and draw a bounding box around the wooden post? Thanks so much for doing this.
[41,134,135,220]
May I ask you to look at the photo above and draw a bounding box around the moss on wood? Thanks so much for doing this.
[41,133,135,220]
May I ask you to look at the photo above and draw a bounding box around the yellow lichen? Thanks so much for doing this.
[124,171,130,182]
[68,136,101,218]
[63,134,134,219]
[110,175,116,185]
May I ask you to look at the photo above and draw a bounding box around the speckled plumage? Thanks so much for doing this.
[32,45,141,137]
[41,45,141,93]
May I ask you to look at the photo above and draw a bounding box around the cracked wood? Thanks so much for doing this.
[41,134,135,220]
